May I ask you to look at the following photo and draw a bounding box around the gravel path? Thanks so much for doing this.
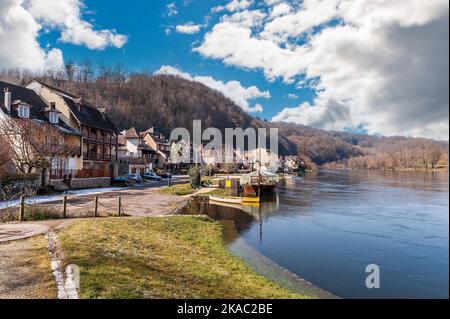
[0,224,50,243]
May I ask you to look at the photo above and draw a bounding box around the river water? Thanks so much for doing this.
[193,170,449,299]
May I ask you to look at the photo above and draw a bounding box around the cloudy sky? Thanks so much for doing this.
[1,0,448,139]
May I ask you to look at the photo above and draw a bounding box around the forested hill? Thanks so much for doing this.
[2,72,448,169]
[32,74,297,156]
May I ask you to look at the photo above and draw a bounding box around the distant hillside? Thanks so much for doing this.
[32,74,297,155]
[276,122,448,170]
[2,71,448,169]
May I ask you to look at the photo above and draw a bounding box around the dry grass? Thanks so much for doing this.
[0,235,55,299]
[58,216,307,299]
[158,183,196,196]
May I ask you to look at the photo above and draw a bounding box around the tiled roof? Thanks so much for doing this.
[61,95,119,133]
[1,81,49,122]
[0,81,81,136]
[32,80,119,133]
[124,127,140,139]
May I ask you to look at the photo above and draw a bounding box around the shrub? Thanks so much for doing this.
[188,166,201,189]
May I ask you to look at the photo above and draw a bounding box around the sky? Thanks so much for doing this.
[0,0,448,140]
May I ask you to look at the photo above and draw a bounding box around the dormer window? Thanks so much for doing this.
[18,105,30,118]
[49,111,59,124]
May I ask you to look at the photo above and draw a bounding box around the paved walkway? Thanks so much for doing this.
[0,224,50,243]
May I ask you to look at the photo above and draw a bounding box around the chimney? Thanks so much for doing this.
[3,88,11,113]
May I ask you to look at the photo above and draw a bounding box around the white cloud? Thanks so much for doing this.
[176,24,202,34]
[166,2,178,17]
[155,66,270,113]
[269,2,292,19]
[287,93,298,99]
[27,0,127,50]
[0,0,63,72]
[226,0,253,12]
[195,0,449,139]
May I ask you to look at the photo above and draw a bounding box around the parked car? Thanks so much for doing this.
[157,171,172,179]
[128,173,143,183]
[143,172,162,181]
[111,175,136,186]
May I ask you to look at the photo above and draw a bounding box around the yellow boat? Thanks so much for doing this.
[209,195,260,205]
[209,195,242,204]
[242,196,260,203]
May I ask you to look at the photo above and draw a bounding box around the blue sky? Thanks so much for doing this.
[1,0,448,139]
[36,0,316,121]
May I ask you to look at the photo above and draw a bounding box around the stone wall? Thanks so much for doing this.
[69,177,111,189]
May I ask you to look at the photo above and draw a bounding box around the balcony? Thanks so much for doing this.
[83,152,113,161]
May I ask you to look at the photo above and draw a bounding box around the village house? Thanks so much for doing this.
[118,127,156,175]
[27,80,118,178]
[0,81,82,186]
[281,156,299,173]
[140,128,171,169]
[27,80,120,185]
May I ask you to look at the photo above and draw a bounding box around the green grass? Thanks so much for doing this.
[158,183,196,196]
[58,216,307,299]
[204,188,233,197]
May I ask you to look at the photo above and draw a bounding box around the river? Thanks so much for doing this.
[192,170,449,299]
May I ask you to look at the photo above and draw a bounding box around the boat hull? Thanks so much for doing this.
[243,184,276,197]
[209,195,243,204]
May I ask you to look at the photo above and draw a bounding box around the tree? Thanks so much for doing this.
[0,118,71,174]
[0,135,12,174]
[188,166,201,189]
[65,61,76,82]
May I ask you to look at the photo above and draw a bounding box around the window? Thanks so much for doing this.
[18,105,30,118]
[49,112,59,124]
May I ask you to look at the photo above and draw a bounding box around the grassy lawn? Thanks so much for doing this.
[158,183,196,196]
[58,216,307,299]
[204,188,233,197]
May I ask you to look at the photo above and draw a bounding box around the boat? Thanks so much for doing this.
[242,196,260,203]
[209,195,243,204]
[240,169,279,197]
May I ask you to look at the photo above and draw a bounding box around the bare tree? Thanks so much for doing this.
[0,135,12,174]
[0,118,71,174]
[65,61,77,82]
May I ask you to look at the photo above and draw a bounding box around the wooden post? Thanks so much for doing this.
[63,196,67,219]
[19,196,25,222]
[94,196,99,217]
[118,197,122,216]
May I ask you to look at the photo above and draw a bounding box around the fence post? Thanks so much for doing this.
[19,196,25,222]
[118,197,122,216]
[63,196,67,219]
[94,196,99,217]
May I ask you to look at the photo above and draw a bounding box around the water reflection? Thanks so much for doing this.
[181,170,449,298]
[182,194,280,237]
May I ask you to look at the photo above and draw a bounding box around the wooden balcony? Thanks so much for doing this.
[83,152,113,162]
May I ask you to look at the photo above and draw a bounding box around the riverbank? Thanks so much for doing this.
[57,216,307,299]
[0,182,310,299]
